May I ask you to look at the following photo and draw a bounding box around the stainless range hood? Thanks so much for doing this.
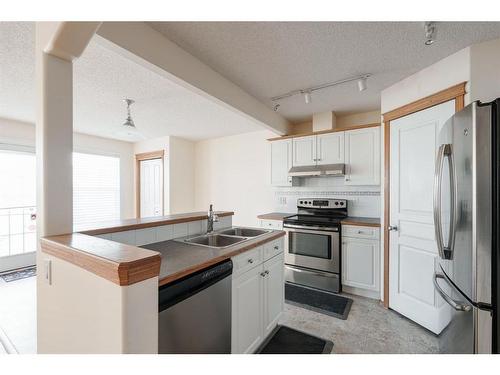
[288,164,345,177]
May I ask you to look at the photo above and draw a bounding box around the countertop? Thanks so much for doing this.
[41,211,234,286]
[142,230,286,286]
[78,211,234,235]
[257,212,294,221]
[257,212,381,228]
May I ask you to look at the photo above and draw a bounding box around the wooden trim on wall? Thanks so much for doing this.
[267,122,381,141]
[382,82,466,123]
[135,150,165,218]
[381,82,467,309]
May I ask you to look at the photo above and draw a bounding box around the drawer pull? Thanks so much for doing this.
[247,258,254,264]
[274,246,279,250]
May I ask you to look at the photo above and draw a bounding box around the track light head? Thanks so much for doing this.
[304,91,312,104]
[357,77,368,92]
[424,22,437,45]
[273,103,280,112]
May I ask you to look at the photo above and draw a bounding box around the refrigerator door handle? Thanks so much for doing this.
[433,272,472,312]
[433,143,457,260]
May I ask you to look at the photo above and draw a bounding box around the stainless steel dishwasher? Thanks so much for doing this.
[158,259,233,354]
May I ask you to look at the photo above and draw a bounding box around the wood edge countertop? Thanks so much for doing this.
[40,233,161,286]
[78,211,234,236]
[157,230,286,287]
[257,212,381,228]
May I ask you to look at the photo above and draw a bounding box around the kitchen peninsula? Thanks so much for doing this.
[38,211,285,354]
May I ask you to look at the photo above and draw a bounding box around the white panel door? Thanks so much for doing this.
[344,127,380,185]
[317,132,344,165]
[342,237,379,291]
[389,100,455,334]
[140,158,163,218]
[231,265,264,354]
[270,139,292,186]
[263,254,284,338]
[292,135,316,166]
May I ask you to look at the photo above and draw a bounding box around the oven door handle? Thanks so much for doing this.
[284,224,339,232]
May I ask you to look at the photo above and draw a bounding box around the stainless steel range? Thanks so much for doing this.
[284,198,347,293]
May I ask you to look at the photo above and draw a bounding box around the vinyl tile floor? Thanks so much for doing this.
[280,292,439,354]
[0,275,37,354]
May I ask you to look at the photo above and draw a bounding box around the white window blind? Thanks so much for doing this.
[73,152,120,229]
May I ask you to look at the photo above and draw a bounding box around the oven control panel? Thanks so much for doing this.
[297,198,347,209]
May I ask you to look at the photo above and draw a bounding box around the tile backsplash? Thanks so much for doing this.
[273,176,381,218]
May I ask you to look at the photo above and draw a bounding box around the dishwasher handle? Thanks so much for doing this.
[159,259,233,312]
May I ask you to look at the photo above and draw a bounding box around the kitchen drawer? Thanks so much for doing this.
[260,219,283,230]
[264,239,283,261]
[342,225,380,240]
[232,246,263,276]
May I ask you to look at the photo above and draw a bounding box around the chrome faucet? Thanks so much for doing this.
[207,204,219,233]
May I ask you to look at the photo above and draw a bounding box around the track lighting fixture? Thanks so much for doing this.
[357,77,367,92]
[271,74,371,107]
[424,22,437,45]
[304,91,312,104]
[273,103,280,112]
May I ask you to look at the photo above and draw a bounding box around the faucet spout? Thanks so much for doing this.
[207,204,219,233]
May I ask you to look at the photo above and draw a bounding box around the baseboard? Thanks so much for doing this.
[342,285,380,300]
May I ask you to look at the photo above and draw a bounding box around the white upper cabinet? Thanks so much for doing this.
[270,139,292,186]
[292,135,316,166]
[344,127,380,185]
[317,132,344,165]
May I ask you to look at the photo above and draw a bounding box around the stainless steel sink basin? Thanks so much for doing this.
[218,228,270,237]
[183,234,246,248]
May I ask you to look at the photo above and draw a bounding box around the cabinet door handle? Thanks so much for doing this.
[260,272,266,277]
[247,258,254,264]
[274,246,279,250]
[265,270,269,275]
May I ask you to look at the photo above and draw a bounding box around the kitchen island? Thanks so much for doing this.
[38,211,285,354]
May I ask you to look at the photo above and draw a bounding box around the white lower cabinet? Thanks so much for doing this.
[231,240,284,354]
[341,225,380,298]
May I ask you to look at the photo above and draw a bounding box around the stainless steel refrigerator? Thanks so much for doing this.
[433,99,499,354]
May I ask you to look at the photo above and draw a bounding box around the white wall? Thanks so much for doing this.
[194,130,275,227]
[134,135,196,215]
[336,110,381,128]
[381,47,471,113]
[470,38,500,103]
[0,117,135,219]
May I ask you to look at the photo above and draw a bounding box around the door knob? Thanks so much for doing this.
[388,225,398,231]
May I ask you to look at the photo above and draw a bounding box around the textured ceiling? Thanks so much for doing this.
[149,21,500,123]
[0,22,260,142]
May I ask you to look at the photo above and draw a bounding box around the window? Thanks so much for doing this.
[73,152,120,229]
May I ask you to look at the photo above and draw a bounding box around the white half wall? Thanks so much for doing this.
[194,130,275,227]
[0,117,135,219]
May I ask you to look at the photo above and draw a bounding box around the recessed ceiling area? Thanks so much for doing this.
[149,21,500,123]
[0,22,262,142]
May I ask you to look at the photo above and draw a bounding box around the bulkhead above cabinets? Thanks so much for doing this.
[269,124,381,187]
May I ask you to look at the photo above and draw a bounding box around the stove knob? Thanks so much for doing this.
[335,202,339,205]
[340,202,344,206]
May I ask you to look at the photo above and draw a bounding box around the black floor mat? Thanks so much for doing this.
[258,325,333,354]
[285,282,353,320]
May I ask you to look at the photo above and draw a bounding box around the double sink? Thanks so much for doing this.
[176,227,271,249]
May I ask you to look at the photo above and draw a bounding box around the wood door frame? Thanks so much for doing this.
[381,82,466,308]
[135,150,165,218]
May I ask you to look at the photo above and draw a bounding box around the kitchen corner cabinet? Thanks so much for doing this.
[341,225,380,296]
[231,240,284,354]
[271,139,292,186]
[344,126,380,185]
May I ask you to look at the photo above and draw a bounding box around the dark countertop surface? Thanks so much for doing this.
[257,212,294,220]
[257,212,381,228]
[142,229,286,286]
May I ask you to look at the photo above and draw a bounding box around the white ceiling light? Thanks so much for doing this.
[304,91,312,104]
[424,22,437,45]
[271,73,371,106]
[357,77,367,92]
